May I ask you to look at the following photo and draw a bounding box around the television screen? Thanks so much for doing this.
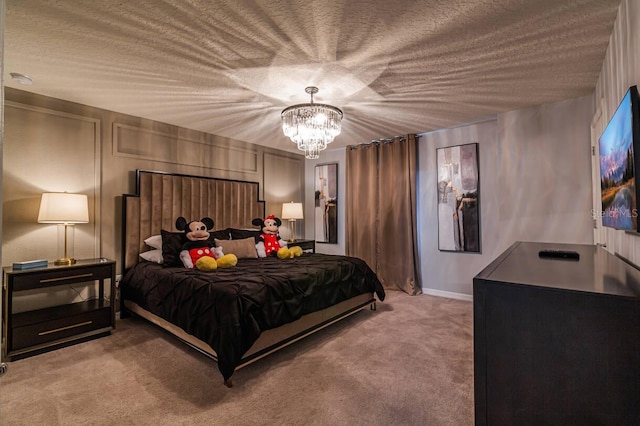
[599,86,640,231]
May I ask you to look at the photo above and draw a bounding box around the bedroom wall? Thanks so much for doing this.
[591,0,640,265]
[301,95,594,298]
[418,95,594,298]
[2,89,304,276]
[418,120,498,299]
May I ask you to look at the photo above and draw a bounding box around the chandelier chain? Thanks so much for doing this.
[305,86,319,103]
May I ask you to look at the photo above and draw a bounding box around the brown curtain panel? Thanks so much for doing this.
[346,135,422,295]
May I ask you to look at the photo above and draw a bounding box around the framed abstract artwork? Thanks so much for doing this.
[315,163,338,244]
[436,143,481,252]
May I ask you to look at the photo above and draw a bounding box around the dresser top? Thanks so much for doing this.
[475,241,640,298]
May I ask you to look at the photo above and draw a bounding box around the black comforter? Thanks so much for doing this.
[121,253,385,381]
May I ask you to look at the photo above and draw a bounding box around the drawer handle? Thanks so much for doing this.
[39,273,93,284]
[38,321,93,336]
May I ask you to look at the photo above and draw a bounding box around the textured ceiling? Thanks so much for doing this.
[4,0,621,155]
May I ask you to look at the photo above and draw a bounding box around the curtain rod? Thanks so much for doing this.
[347,134,412,150]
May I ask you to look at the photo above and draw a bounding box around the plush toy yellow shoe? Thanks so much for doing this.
[277,246,303,259]
[277,247,291,259]
[195,256,218,271]
[216,254,238,268]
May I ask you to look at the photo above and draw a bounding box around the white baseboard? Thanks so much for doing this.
[422,288,473,302]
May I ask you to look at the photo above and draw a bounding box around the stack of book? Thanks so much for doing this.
[12,259,48,270]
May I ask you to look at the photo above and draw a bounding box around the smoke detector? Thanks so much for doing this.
[10,72,33,85]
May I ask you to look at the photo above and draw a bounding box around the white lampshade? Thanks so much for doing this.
[282,202,304,220]
[38,193,89,224]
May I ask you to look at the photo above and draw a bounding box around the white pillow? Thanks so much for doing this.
[144,234,162,250]
[139,249,164,264]
[144,234,163,250]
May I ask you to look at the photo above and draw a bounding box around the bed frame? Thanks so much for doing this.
[121,170,376,386]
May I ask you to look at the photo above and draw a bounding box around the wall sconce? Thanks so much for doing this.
[38,192,89,265]
[281,201,304,242]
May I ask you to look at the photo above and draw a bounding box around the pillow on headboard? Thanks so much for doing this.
[214,237,258,259]
[144,234,163,250]
[140,249,164,264]
[210,228,231,242]
[161,230,186,266]
[229,228,262,243]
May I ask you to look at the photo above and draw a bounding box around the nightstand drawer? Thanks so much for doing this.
[11,264,113,291]
[11,302,111,351]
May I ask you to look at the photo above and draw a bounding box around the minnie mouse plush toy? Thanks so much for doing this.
[252,215,286,257]
[252,215,303,258]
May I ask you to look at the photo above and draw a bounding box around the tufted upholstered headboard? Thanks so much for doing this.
[122,170,265,271]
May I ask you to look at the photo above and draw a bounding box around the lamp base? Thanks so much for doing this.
[54,257,76,266]
[288,219,296,243]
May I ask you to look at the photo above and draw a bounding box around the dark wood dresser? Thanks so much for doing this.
[473,241,640,425]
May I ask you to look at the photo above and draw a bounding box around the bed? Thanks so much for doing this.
[119,170,385,386]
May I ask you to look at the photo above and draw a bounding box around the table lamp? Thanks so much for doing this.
[38,192,89,265]
[281,201,303,242]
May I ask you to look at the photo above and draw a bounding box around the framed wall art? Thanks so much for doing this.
[315,163,338,244]
[436,143,481,252]
[598,85,640,231]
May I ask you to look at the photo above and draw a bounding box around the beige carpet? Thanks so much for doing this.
[0,291,473,425]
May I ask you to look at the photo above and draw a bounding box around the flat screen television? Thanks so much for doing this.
[599,85,640,231]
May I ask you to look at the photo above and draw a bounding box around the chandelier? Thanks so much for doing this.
[281,86,343,159]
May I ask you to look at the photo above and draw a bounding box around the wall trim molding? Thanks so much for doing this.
[112,122,258,173]
[422,288,473,302]
[5,100,102,259]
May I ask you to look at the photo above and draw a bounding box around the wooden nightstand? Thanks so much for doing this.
[287,239,315,253]
[2,258,116,360]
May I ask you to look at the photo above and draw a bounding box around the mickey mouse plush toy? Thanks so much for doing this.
[175,216,237,270]
[252,215,302,259]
